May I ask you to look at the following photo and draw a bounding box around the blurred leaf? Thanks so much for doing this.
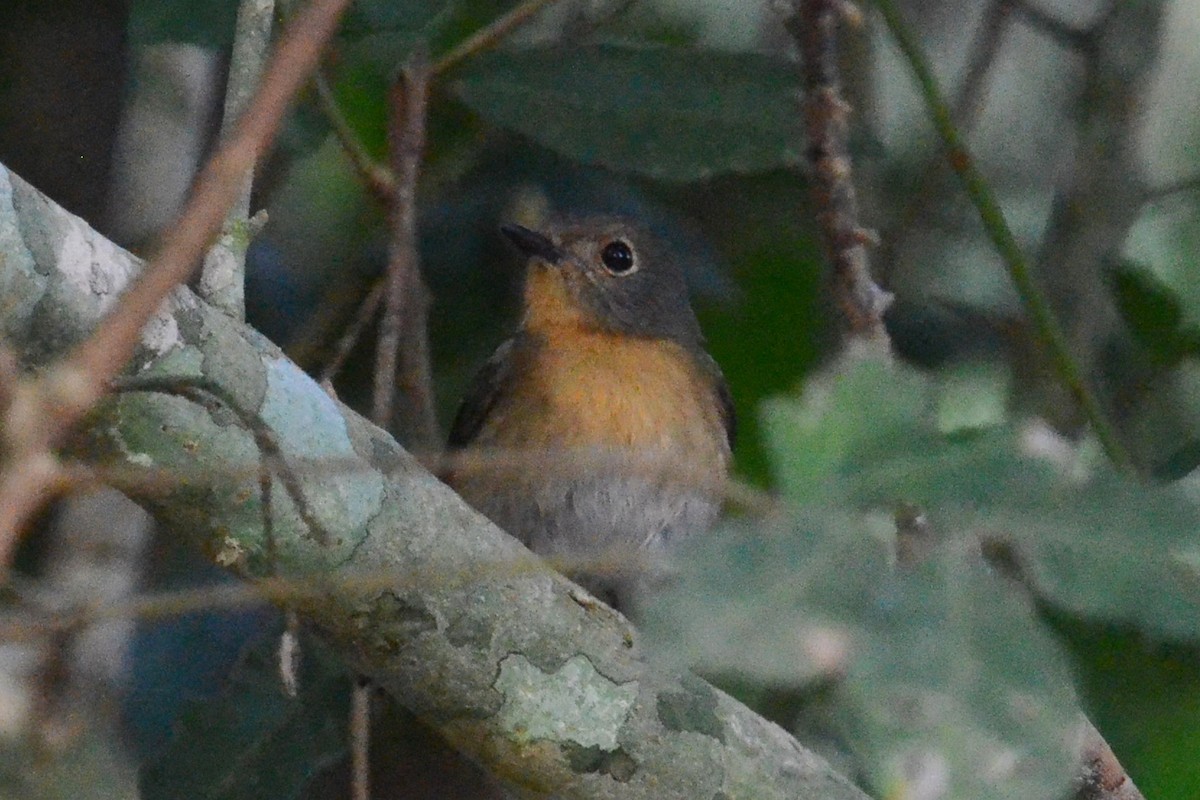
[647,508,1079,800]
[935,362,1010,434]
[763,357,1200,640]
[759,355,931,506]
[141,633,352,800]
[339,0,449,38]
[129,0,239,48]
[836,540,1078,800]
[336,3,446,86]
[651,356,1200,796]
[1111,262,1194,364]
[452,44,802,182]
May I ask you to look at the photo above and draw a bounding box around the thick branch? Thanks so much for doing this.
[0,163,868,800]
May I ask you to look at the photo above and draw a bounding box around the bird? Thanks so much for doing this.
[445,216,734,611]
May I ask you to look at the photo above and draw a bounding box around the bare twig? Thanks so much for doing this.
[372,54,438,452]
[313,69,397,202]
[318,278,385,385]
[431,0,562,77]
[351,679,372,800]
[871,0,1135,472]
[1075,721,1145,800]
[1143,172,1200,204]
[199,0,277,318]
[111,375,332,544]
[786,1,892,343]
[876,0,1015,283]
[356,55,436,794]
[72,0,351,399]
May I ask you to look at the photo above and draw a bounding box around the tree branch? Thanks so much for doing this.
[198,0,277,318]
[871,0,1136,472]
[787,0,892,345]
[431,0,563,77]
[374,55,438,453]
[0,163,869,800]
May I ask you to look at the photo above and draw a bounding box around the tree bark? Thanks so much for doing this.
[0,162,869,800]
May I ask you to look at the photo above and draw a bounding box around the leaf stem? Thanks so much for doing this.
[871,0,1135,472]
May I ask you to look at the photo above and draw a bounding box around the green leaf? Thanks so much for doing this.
[339,0,450,38]
[758,357,1200,640]
[141,633,352,800]
[452,44,803,181]
[836,541,1078,800]
[646,509,1080,800]
[651,357,1200,797]
[759,355,931,506]
[1111,262,1188,364]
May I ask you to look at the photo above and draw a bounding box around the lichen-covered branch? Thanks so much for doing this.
[0,164,869,800]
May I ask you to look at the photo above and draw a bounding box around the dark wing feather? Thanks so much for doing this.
[448,337,519,449]
[715,371,736,451]
[694,351,735,451]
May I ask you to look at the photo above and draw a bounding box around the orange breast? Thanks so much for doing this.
[480,328,729,470]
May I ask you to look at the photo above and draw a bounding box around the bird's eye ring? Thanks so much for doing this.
[600,240,636,275]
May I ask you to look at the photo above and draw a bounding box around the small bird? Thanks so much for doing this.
[446,216,734,610]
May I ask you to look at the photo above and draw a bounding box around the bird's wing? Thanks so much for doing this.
[447,336,520,449]
[715,369,737,451]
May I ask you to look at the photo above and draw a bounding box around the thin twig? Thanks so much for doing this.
[1075,720,1146,800]
[111,375,332,544]
[373,54,438,451]
[1143,172,1200,204]
[70,0,352,398]
[876,0,1015,283]
[199,0,277,318]
[313,69,397,201]
[318,277,385,385]
[786,1,892,343]
[1010,0,1092,51]
[357,54,435,799]
[431,0,562,77]
[351,680,372,800]
[871,0,1134,472]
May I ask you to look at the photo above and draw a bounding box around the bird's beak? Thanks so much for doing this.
[500,223,565,265]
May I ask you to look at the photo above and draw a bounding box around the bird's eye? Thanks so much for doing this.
[600,240,636,275]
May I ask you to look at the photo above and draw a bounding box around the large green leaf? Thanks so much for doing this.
[141,632,352,800]
[649,355,1200,798]
[452,44,803,181]
[759,357,1200,640]
[646,507,1080,800]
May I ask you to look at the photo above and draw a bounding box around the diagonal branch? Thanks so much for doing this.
[870,0,1135,472]
[0,162,870,800]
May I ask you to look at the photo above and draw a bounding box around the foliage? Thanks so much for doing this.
[5,0,1200,798]
[647,356,1200,799]
[452,44,802,181]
